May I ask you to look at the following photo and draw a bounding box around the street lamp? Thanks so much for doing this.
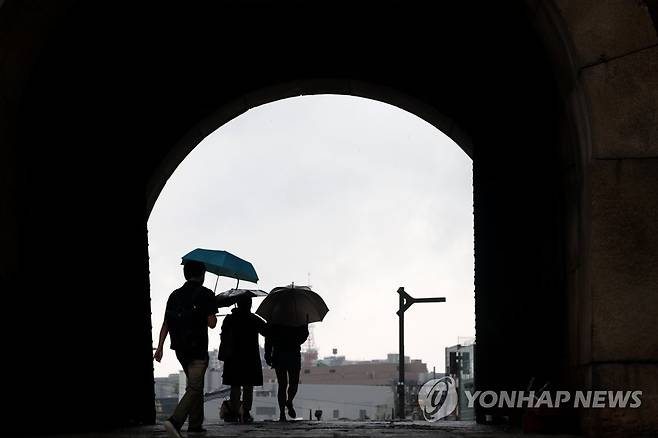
[396,287,445,419]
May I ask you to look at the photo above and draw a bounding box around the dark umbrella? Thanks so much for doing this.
[216,288,268,308]
[255,284,329,326]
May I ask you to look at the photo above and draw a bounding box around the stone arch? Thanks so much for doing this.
[145,79,474,218]
[0,1,656,436]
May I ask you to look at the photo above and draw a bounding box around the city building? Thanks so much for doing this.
[201,351,428,421]
[263,359,427,386]
[154,373,180,421]
[154,373,180,399]
[445,341,475,420]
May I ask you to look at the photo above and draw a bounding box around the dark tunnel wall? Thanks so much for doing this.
[3,0,573,433]
[2,1,656,436]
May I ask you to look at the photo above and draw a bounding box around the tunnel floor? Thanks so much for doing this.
[53,420,580,437]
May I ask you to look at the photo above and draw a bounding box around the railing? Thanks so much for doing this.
[204,386,231,402]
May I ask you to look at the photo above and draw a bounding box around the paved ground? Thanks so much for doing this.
[55,420,581,437]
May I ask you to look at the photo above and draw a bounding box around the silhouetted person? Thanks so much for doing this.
[264,323,309,421]
[154,260,217,438]
[219,296,267,423]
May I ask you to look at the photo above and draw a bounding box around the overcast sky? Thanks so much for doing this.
[148,95,474,377]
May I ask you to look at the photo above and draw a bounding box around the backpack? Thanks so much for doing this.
[166,284,207,352]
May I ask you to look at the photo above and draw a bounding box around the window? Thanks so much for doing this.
[449,351,458,374]
[461,352,471,376]
[304,369,310,374]
[329,369,336,373]
[333,409,339,419]
[359,409,367,419]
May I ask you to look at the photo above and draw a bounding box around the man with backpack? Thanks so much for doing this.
[154,260,217,437]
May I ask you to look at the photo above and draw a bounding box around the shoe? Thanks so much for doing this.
[164,419,183,438]
[279,413,287,422]
[222,401,240,422]
[286,401,296,419]
[188,426,207,433]
[241,410,254,423]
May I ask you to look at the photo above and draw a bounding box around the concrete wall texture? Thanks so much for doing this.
[0,1,656,436]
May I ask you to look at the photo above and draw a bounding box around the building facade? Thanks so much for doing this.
[445,342,475,420]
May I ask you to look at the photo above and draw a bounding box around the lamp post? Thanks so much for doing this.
[396,287,446,419]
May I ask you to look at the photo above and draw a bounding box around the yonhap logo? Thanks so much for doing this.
[417,376,458,421]
[463,390,642,409]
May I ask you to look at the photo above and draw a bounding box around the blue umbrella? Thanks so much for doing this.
[181,248,259,291]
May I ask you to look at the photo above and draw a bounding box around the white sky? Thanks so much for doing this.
[148,95,474,377]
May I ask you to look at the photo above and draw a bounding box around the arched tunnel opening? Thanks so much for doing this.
[147,93,475,423]
[3,1,656,436]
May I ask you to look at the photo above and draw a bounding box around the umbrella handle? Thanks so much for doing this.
[214,274,220,293]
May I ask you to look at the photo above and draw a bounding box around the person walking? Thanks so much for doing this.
[264,323,309,421]
[154,260,217,437]
[219,296,268,423]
